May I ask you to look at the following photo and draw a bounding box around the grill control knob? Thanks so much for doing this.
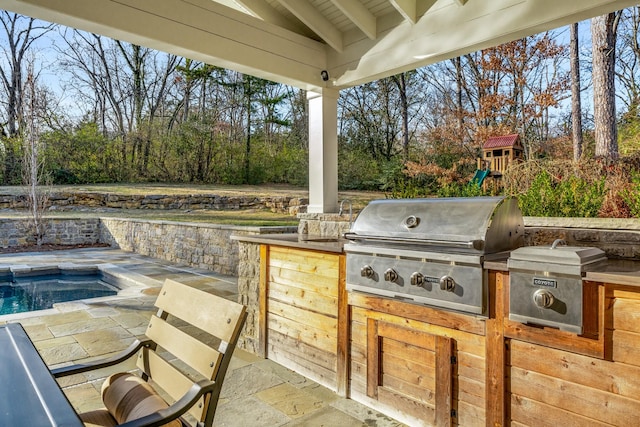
[410,272,424,287]
[439,276,456,292]
[384,268,399,283]
[533,289,555,308]
[360,265,375,279]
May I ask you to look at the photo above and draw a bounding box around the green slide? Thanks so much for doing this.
[471,169,490,187]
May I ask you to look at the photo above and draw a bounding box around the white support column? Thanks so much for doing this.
[307,88,339,213]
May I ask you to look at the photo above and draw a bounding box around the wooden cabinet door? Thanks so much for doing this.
[367,319,454,427]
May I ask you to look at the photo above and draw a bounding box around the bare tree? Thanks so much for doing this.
[592,12,620,159]
[0,12,53,183]
[22,61,48,245]
[58,31,128,156]
[59,31,180,176]
[570,22,584,161]
[615,7,640,121]
[116,42,178,173]
[0,12,53,137]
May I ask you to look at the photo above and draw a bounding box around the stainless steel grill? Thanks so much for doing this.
[344,196,524,315]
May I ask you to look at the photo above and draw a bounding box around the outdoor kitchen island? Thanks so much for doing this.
[233,222,640,427]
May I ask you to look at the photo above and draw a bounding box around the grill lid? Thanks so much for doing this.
[509,239,607,267]
[345,196,523,254]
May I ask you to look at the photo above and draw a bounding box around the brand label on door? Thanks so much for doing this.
[533,277,557,288]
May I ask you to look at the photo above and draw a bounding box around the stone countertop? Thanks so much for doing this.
[585,259,640,286]
[231,233,346,254]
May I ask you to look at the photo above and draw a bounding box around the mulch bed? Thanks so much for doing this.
[0,243,111,254]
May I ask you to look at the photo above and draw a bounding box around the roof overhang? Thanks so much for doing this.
[0,0,636,91]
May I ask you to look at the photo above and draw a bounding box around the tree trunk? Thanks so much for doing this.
[570,22,583,161]
[454,56,464,135]
[392,73,410,162]
[245,77,252,184]
[592,13,619,159]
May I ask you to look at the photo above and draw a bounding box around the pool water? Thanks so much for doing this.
[0,275,118,315]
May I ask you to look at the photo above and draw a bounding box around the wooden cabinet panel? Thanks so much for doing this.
[508,339,640,426]
[261,246,343,391]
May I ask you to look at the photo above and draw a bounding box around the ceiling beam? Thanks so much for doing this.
[389,0,417,24]
[235,0,312,37]
[417,0,441,20]
[453,0,468,5]
[390,0,454,25]
[278,0,344,52]
[331,0,377,40]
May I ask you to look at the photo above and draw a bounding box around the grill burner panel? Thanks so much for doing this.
[346,252,486,314]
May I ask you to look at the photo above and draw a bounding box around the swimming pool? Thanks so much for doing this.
[0,266,119,316]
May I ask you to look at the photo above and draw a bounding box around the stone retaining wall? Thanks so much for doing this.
[0,218,101,247]
[100,218,295,276]
[0,216,295,277]
[0,193,308,215]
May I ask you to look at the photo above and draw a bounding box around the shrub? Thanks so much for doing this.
[436,182,487,198]
[517,171,605,217]
[42,122,113,184]
[249,138,308,185]
[621,172,640,217]
[339,147,385,191]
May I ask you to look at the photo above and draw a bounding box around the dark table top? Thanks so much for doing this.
[0,323,83,426]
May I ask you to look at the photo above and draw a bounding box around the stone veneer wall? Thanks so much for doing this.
[297,212,353,237]
[236,241,261,352]
[99,218,296,276]
[523,217,640,259]
[0,217,101,247]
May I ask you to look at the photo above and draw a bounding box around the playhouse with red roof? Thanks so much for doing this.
[472,133,524,188]
[480,133,524,176]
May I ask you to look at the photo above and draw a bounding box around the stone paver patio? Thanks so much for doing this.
[0,248,402,427]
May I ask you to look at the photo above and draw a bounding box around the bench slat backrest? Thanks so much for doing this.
[137,279,247,424]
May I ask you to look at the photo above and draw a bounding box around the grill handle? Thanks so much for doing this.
[343,233,485,251]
